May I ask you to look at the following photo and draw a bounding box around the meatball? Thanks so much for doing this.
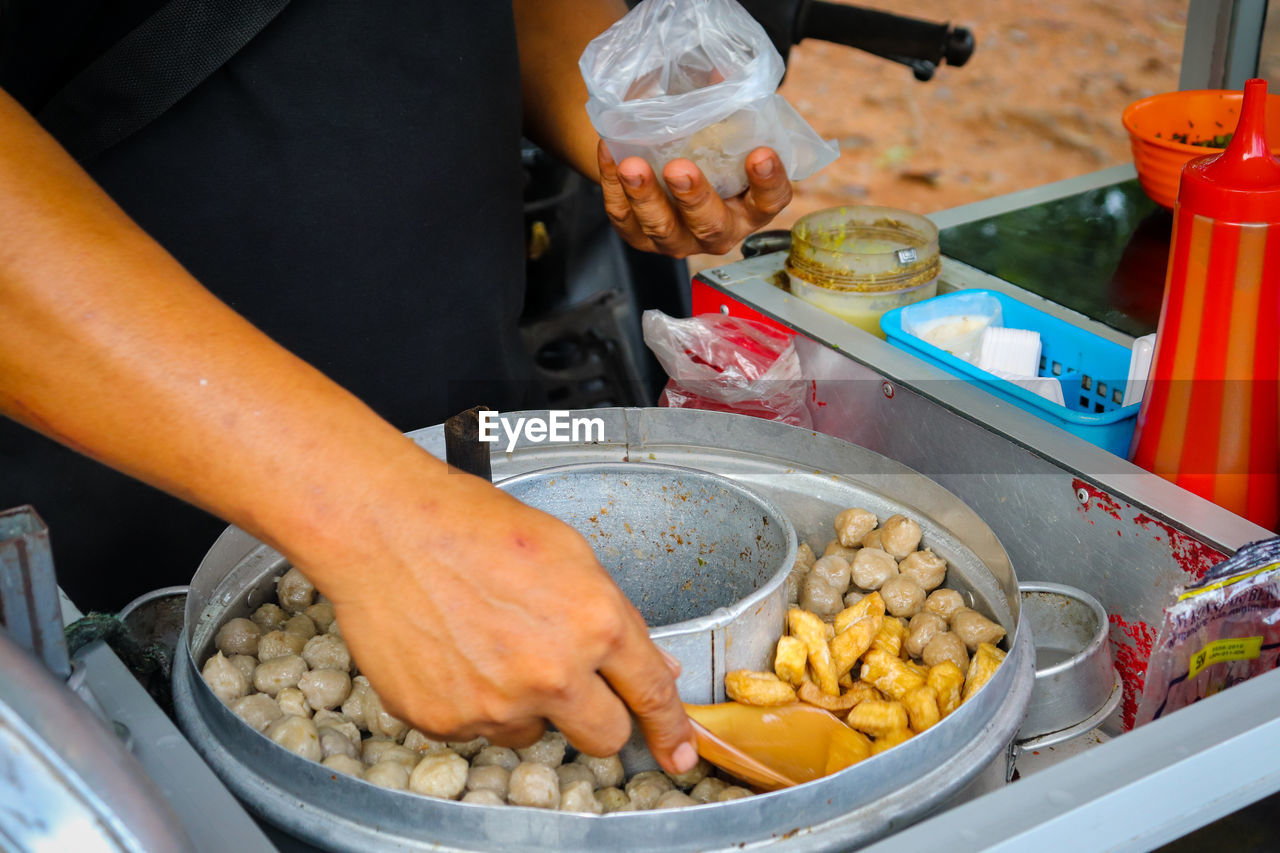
[924,588,966,622]
[322,754,365,777]
[230,693,282,733]
[276,686,312,718]
[904,612,948,659]
[555,763,595,790]
[594,787,632,812]
[800,572,844,617]
[214,618,261,657]
[257,630,306,661]
[461,790,505,806]
[507,762,560,809]
[834,507,877,548]
[822,539,859,561]
[690,777,729,803]
[559,780,604,813]
[625,770,674,810]
[879,515,923,559]
[365,760,410,791]
[363,741,420,770]
[282,613,317,641]
[949,608,1007,652]
[794,541,817,571]
[403,729,448,755]
[227,655,257,681]
[318,727,359,760]
[665,757,711,790]
[899,550,947,591]
[447,737,488,759]
[409,751,469,800]
[716,786,753,801]
[266,715,321,761]
[201,652,248,704]
[341,676,371,729]
[250,603,288,633]
[473,746,520,772]
[516,731,567,767]
[922,631,970,673]
[304,602,337,633]
[850,548,898,591]
[467,765,511,796]
[861,529,883,550]
[302,634,351,672]
[573,753,625,789]
[276,567,315,614]
[361,685,408,741]
[298,669,351,711]
[656,790,699,809]
[811,555,851,592]
[880,576,927,618]
[253,654,308,697]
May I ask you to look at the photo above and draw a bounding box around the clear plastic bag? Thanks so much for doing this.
[642,310,812,427]
[580,0,839,198]
[900,291,1004,363]
[1135,537,1280,725]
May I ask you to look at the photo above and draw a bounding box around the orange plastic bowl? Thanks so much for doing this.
[1122,89,1280,208]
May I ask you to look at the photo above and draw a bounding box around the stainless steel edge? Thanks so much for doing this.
[694,261,1272,555]
[856,666,1280,853]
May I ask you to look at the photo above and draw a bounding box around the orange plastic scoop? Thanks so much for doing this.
[683,702,871,792]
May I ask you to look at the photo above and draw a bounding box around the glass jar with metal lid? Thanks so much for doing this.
[786,205,941,337]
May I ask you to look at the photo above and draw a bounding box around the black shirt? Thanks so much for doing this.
[0,1,536,607]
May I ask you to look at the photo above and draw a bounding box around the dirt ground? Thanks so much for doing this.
[691,0,1189,271]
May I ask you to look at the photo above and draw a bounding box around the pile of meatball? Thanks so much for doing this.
[201,568,752,811]
[786,508,1005,675]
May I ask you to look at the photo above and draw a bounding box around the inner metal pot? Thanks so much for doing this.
[1017,582,1121,745]
[173,407,1032,853]
[497,462,796,707]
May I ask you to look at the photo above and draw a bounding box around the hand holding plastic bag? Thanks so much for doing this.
[642,310,812,427]
[581,0,839,198]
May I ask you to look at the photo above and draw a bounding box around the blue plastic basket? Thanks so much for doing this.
[880,290,1140,456]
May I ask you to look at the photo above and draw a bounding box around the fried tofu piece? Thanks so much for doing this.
[830,614,882,678]
[859,649,926,701]
[834,592,886,635]
[962,642,1006,703]
[797,681,874,714]
[927,661,965,717]
[870,727,914,755]
[788,608,839,696]
[725,670,796,706]
[773,635,808,687]
[846,699,909,738]
[869,617,906,658]
[902,685,941,733]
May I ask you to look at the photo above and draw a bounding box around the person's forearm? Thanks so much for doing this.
[513,0,625,180]
[0,90,441,577]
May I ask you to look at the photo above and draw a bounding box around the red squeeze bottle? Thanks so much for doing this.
[1131,79,1280,530]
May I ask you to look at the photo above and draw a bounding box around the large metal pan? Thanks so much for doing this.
[173,408,1032,852]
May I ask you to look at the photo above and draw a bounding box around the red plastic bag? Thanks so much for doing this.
[642,310,811,427]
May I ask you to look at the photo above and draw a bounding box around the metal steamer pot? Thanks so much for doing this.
[173,408,1033,852]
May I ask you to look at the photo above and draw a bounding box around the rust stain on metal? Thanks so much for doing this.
[1073,478,1123,521]
[1108,613,1156,731]
[1133,513,1225,580]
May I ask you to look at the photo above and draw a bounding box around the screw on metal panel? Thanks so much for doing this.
[719,304,730,315]
[882,382,895,399]
[1077,487,1090,505]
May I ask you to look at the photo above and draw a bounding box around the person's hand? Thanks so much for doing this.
[306,466,699,774]
[599,141,792,258]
